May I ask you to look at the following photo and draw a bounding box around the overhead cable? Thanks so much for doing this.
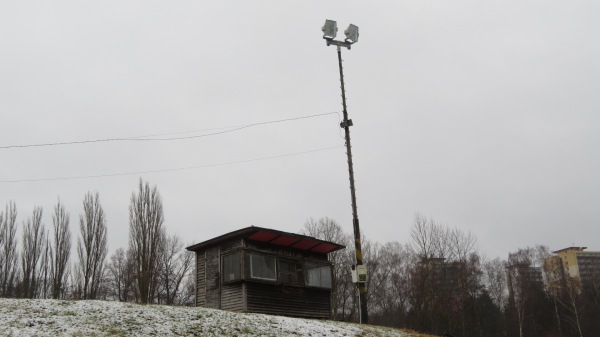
[0,112,338,149]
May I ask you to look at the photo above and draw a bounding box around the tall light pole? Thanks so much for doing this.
[322,19,368,325]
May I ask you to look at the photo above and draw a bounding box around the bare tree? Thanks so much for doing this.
[408,213,451,333]
[557,276,585,337]
[106,247,136,302]
[448,227,480,337]
[70,262,83,300]
[39,232,52,298]
[77,191,108,299]
[407,214,486,335]
[506,247,548,337]
[303,217,354,320]
[129,178,166,304]
[178,273,196,306]
[410,213,455,260]
[363,239,399,318]
[21,206,45,298]
[409,213,437,260]
[368,241,412,327]
[51,199,71,299]
[483,258,508,334]
[0,201,19,297]
[449,227,477,262]
[0,208,3,276]
[157,235,194,305]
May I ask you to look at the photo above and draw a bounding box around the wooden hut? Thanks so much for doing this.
[185,226,345,319]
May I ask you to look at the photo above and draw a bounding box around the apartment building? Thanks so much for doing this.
[506,263,544,301]
[544,246,600,292]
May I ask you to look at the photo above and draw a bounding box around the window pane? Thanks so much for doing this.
[248,253,276,281]
[320,266,332,288]
[223,252,241,282]
[306,263,332,289]
[279,259,303,285]
[306,266,321,286]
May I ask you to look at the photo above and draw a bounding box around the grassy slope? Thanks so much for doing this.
[0,298,433,337]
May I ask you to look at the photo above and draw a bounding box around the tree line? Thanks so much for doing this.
[0,179,194,305]
[3,183,599,336]
[304,215,600,337]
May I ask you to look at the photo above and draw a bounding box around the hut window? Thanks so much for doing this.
[279,259,304,285]
[305,262,332,289]
[223,252,241,283]
[246,253,277,281]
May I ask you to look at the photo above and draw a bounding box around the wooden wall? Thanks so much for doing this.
[194,237,332,319]
[245,241,327,261]
[221,283,244,312]
[246,282,331,319]
[222,239,243,254]
[195,239,244,310]
[205,246,220,308]
[195,251,206,307]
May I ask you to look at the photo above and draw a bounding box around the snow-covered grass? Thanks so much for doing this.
[0,298,418,337]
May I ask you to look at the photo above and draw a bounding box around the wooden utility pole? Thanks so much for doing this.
[322,19,368,322]
[335,44,368,325]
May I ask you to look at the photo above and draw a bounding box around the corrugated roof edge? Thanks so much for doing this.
[185,226,345,254]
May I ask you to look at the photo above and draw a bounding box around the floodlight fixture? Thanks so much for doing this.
[322,20,358,49]
[344,24,359,43]
[322,19,337,39]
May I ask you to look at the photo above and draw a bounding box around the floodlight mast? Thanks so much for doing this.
[322,20,368,325]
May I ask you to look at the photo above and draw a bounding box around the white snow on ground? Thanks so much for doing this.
[0,299,415,337]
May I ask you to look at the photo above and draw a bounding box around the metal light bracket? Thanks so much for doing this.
[340,119,353,128]
[324,37,354,50]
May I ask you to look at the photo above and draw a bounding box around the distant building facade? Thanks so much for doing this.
[423,257,461,296]
[506,263,544,301]
[544,246,600,293]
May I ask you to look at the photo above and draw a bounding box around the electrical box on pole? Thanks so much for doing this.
[351,264,368,283]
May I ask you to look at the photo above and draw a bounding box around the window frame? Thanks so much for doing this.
[304,261,333,289]
[278,258,304,286]
[235,249,335,289]
[221,251,242,284]
[245,251,278,282]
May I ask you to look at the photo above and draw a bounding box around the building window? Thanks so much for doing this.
[305,262,332,289]
[223,252,241,283]
[279,259,304,285]
[246,252,277,281]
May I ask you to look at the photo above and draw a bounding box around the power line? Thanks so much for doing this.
[0,112,338,149]
[0,145,344,183]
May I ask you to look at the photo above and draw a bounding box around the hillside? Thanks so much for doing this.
[0,299,421,337]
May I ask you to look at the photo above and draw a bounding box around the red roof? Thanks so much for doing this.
[186,226,345,254]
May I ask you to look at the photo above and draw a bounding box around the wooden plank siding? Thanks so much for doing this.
[245,282,331,319]
[195,251,206,307]
[221,283,244,312]
[245,241,328,262]
[220,239,244,312]
[205,247,220,309]
[221,239,243,254]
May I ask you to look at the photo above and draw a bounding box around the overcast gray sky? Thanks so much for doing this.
[1,1,599,260]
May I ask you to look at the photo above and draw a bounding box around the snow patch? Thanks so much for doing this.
[0,298,414,337]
